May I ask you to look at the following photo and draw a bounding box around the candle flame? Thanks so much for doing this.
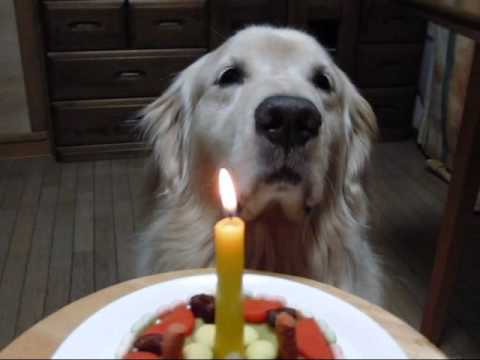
[219,168,237,214]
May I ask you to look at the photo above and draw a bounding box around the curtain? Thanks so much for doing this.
[413,0,480,211]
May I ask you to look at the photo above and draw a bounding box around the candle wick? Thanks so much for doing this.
[223,209,236,218]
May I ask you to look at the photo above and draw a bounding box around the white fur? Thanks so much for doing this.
[138,26,383,305]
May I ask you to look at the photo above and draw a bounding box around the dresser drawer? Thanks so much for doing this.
[229,0,288,33]
[356,44,423,87]
[52,98,153,146]
[362,87,416,129]
[48,49,205,100]
[129,0,208,49]
[308,0,341,19]
[360,0,426,43]
[43,0,127,51]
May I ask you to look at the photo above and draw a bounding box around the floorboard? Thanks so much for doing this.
[0,158,45,345]
[0,160,23,284]
[44,163,77,316]
[16,159,61,334]
[94,160,117,291]
[0,160,13,205]
[70,162,94,303]
[112,159,137,282]
[128,157,146,232]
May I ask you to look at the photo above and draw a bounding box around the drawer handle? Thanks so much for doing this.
[154,20,184,30]
[68,21,103,32]
[116,71,146,81]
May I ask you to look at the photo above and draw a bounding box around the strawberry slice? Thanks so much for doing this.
[143,305,195,336]
[296,318,334,359]
[244,298,284,323]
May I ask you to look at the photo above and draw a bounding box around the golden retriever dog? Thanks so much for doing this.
[138,26,383,304]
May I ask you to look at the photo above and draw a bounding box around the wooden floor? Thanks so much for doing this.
[0,141,479,357]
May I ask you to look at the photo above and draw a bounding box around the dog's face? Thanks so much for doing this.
[143,27,377,222]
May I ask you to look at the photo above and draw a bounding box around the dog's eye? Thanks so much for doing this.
[216,66,244,87]
[312,71,332,92]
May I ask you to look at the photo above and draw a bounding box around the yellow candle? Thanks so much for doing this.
[214,169,245,359]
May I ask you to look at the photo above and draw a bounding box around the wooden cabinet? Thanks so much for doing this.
[41,0,207,160]
[52,98,152,146]
[290,0,426,139]
[361,87,417,137]
[229,0,288,32]
[38,0,426,161]
[48,49,205,100]
[356,0,425,138]
[129,0,209,48]
[356,44,424,87]
[291,0,342,53]
[43,0,127,51]
[359,0,426,43]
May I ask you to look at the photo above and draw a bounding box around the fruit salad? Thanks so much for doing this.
[118,294,343,359]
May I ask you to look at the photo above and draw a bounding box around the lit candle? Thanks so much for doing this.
[214,168,245,359]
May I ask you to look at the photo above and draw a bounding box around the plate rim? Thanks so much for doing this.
[53,272,408,359]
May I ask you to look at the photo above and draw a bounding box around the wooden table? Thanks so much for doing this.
[397,0,480,345]
[0,269,444,359]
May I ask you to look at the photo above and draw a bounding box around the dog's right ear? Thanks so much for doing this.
[140,75,187,192]
[139,51,211,194]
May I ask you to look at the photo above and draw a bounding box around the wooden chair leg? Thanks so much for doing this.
[421,44,480,344]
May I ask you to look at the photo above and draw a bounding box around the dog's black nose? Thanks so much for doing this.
[255,95,322,149]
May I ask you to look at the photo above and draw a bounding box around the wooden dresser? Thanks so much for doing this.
[33,0,426,161]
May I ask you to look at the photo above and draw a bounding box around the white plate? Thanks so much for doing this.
[53,274,407,359]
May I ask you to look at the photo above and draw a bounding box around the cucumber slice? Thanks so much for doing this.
[193,324,216,348]
[251,324,278,351]
[246,340,277,360]
[195,318,205,329]
[244,325,259,346]
[183,342,213,360]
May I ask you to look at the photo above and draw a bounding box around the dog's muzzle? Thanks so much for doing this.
[254,95,322,150]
